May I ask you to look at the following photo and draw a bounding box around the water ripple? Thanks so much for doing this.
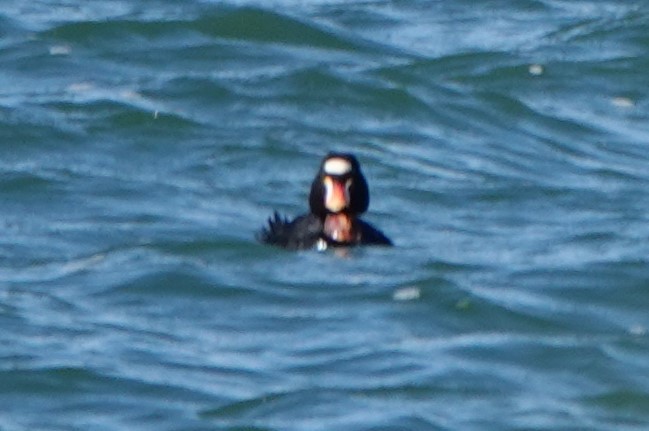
[2,1,649,430]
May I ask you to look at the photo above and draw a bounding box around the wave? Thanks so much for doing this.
[41,6,399,55]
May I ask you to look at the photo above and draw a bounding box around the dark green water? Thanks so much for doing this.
[2,1,649,430]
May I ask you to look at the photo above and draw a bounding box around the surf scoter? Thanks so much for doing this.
[258,152,392,250]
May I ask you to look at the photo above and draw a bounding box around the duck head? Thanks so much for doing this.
[309,153,369,244]
[309,153,369,218]
[308,153,369,245]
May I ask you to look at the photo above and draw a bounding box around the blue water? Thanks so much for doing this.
[2,1,649,430]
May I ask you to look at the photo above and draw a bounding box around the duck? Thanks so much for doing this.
[257,152,392,250]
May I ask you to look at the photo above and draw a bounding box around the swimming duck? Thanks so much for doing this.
[258,152,392,250]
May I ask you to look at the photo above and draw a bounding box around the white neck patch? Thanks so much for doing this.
[323,157,352,176]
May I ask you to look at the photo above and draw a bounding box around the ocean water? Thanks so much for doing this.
[2,1,649,430]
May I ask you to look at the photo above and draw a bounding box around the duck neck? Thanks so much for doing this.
[323,212,359,243]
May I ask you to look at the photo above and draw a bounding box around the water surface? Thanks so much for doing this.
[1,1,649,430]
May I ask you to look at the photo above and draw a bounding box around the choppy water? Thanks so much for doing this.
[2,1,649,430]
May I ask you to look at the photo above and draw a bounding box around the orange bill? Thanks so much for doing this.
[323,176,350,213]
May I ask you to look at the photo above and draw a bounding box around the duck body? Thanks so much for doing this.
[259,211,392,250]
[257,152,392,250]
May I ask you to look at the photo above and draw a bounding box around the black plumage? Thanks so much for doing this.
[257,153,392,250]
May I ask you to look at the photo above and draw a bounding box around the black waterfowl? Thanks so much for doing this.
[258,152,392,250]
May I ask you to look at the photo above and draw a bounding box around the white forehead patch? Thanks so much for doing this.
[323,157,352,175]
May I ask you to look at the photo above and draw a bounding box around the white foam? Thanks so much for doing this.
[393,286,421,301]
[323,157,352,175]
[316,238,328,251]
